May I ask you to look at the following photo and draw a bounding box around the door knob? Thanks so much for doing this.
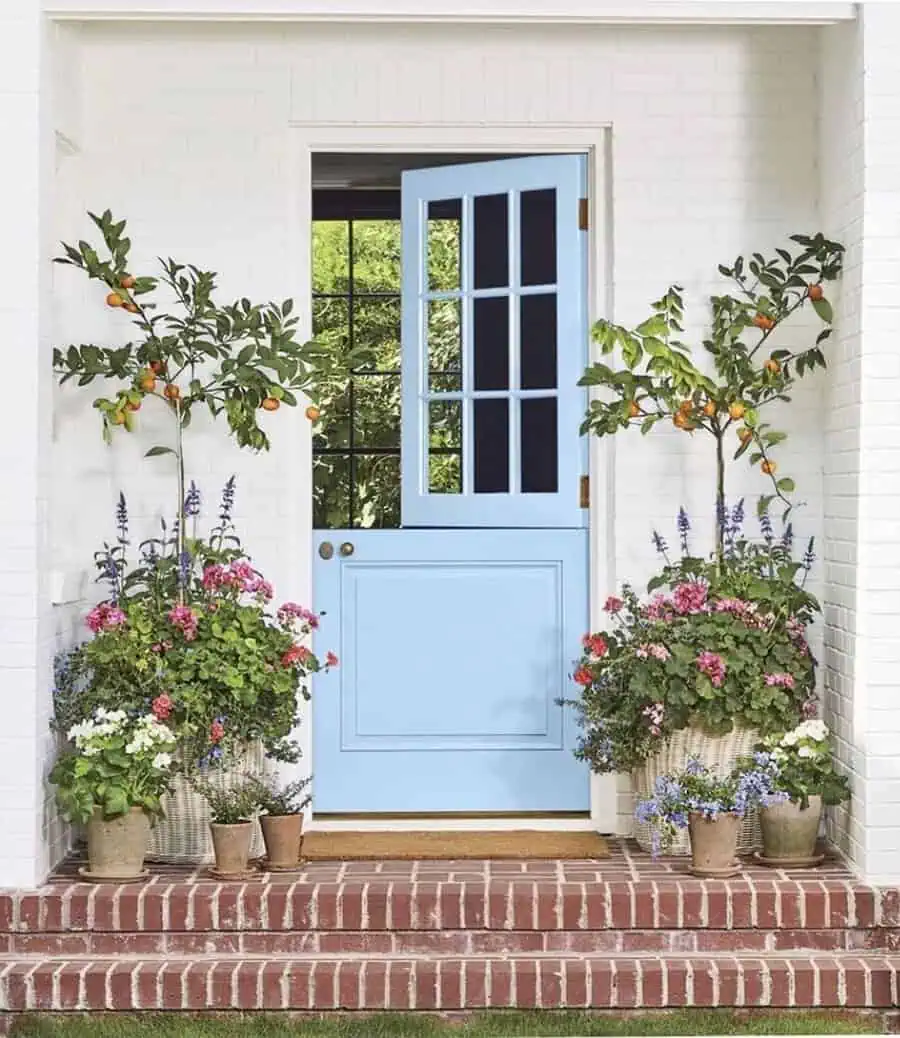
[318,541,334,560]
[339,542,355,557]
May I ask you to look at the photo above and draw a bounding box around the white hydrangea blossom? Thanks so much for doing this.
[780,719,829,749]
[151,752,173,771]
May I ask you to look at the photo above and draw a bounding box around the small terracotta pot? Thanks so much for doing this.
[260,813,304,868]
[87,806,151,879]
[209,821,254,875]
[688,811,741,877]
[760,795,822,862]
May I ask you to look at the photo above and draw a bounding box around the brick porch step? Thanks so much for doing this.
[0,845,896,1017]
[2,953,900,1011]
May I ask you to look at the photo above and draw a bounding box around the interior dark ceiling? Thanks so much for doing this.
[311,152,526,189]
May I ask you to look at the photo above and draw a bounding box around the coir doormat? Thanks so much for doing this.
[300,830,610,861]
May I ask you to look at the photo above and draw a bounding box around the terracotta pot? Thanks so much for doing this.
[260,813,304,868]
[209,821,254,875]
[760,795,823,861]
[86,806,151,879]
[688,811,741,877]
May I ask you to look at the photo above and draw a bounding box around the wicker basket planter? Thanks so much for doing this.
[147,742,268,864]
[631,725,761,855]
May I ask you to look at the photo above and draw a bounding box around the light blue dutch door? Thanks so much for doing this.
[313,154,590,814]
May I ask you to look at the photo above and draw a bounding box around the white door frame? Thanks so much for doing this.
[289,122,617,833]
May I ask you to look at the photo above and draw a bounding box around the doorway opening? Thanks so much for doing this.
[309,151,592,820]
[311,152,539,532]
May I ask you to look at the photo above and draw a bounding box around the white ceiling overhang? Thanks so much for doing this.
[42,0,857,24]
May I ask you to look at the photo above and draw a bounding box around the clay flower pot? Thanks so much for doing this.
[759,795,823,865]
[86,806,151,880]
[260,812,304,869]
[688,811,741,878]
[209,821,254,875]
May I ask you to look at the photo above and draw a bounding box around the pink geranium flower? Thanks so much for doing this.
[643,594,674,621]
[325,651,339,668]
[765,672,795,689]
[152,694,173,720]
[573,666,593,687]
[673,581,708,615]
[696,651,726,688]
[282,643,312,668]
[603,596,624,614]
[85,602,127,634]
[168,604,199,641]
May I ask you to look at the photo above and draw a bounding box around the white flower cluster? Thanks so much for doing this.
[778,719,829,758]
[66,708,175,769]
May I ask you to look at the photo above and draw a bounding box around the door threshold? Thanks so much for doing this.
[307,813,597,833]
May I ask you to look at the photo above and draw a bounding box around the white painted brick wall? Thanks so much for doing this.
[0,2,57,889]
[819,5,900,885]
[48,20,824,848]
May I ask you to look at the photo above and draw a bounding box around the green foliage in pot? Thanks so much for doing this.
[634,756,774,856]
[52,482,338,767]
[580,234,843,553]
[747,720,851,810]
[50,709,177,825]
[569,507,817,775]
[250,774,312,817]
[193,777,259,825]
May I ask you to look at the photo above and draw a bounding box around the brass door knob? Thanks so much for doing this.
[339,542,355,557]
[318,541,334,560]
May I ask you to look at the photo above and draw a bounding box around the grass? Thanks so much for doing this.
[8,1010,890,1038]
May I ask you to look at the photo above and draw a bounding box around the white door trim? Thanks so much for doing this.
[289,122,617,833]
[43,0,856,25]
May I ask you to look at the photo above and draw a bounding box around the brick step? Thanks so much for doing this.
[4,876,894,933]
[1,953,899,1011]
[5,928,896,956]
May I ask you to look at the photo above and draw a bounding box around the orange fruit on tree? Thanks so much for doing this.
[808,283,824,301]
[761,460,777,475]
[752,313,775,331]
[149,360,164,375]
[106,292,124,308]
[729,402,745,420]
[678,399,693,414]
[262,397,280,412]
[111,410,126,426]
[702,400,717,417]
[124,302,139,314]
[164,383,181,401]
[765,358,781,375]
[738,426,753,443]
[125,400,141,412]
[305,405,321,421]
[628,400,641,418]
[138,372,156,393]
[120,274,136,289]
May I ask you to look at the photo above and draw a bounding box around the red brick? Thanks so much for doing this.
[817,959,841,1006]
[464,959,488,1007]
[413,959,438,1010]
[690,959,716,1007]
[560,884,584,929]
[791,960,816,1007]
[510,883,535,929]
[666,960,688,1007]
[361,959,386,1009]
[387,959,412,1009]
[514,958,537,1007]
[490,960,514,1007]
[614,960,638,1008]
[641,960,665,1007]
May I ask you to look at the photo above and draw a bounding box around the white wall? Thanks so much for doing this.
[820,5,900,885]
[54,20,823,841]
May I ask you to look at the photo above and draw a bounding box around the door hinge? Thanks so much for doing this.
[578,197,589,231]
[579,474,590,509]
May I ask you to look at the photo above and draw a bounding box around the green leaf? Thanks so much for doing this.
[777,477,796,493]
[145,446,175,458]
[810,296,833,323]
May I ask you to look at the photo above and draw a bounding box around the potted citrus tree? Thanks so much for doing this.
[635,757,772,877]
[50,708,177,881]
[748,720,850,867]
[251,775,311,870]
[574,233,843,851]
